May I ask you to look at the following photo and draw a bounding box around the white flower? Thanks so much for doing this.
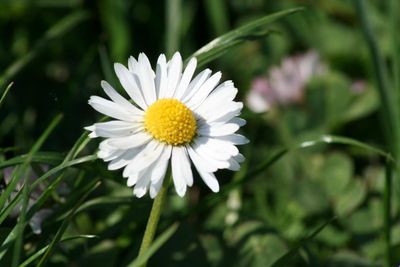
[85,52,248,198]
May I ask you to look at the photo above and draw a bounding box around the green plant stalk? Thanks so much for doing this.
[384,162,393,267]
[0,82,13,108]
[137,177,170,267]
[355,0,400,158]
[389,0,399,111]
[10,170,30,267]
[166,0,181,58]
[356,2,398,265]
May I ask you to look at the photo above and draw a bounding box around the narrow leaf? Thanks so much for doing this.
[270,217,336,267]
[189,7,303,67]
[0,82,13,108]
[36,181,101,267]
[18,235,98,267]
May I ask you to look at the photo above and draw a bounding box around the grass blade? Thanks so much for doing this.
[0,114,63,266]
[0,115,63,217]
[188,7,303,67]
[384,161,393,267]
[36,180,101,267]
[355,0,400,158]
[166,0,181,57]
[0,152,65,169]
[0,82,13,108]
[389,0,400,126]
[270,217,337,267]
[204,0,229,36]
[18,235,98,267]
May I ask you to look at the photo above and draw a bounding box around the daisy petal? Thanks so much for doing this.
[108,131,152,149]
[155,54,168,98]
[195,136,239,158]
[181,69,212,102]
[114,63,147,110]
[133,170,151,198]
[127,172,139,187]
[98,148,125,162]
[151,145,172,183]
[173,146,193,186]
[194,81,237,115]
[149,174,164,199]
[122,141,164,177]
[101,80,144,115]
[108,148,139,170]
[186,72,221,109]
[228,117,246,127]
[198,123,240,137]
[171,147,188,196]
[137,53,157,105]
[216,134,249,145]
[191,159,220,192]
[191,142,230,169]
[186,145,218,173]
[203,102,243,123]
[227,158,240,171]
[88,96,138,122]
[165,52,182,98]
[234,153,245,163]
[174,57,197,99]
[85,121,142,138]
[128,56,138,72]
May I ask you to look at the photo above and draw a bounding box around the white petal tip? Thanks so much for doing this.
[134,188,147,198]
[84,125,94,131]
[210,185,220,193]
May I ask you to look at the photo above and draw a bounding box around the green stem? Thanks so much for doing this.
[355,0,399,155]
[138,176,170,267]
[384,161,392,267]
[166,0,181,58]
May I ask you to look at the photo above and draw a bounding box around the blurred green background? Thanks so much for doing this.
[1,0,400,266]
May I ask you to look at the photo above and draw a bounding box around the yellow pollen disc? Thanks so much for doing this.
[144,98,197,145]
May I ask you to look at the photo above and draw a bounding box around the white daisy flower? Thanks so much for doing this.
[85,52,248,198]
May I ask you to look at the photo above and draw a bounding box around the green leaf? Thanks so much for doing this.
[334,179,366,217]
[0,82,13,109]
[18,235,98,267]
[0,115,63,266]
[188,7,304,67]
[166,0,181,57]
[0,152,64,169]
[299,135,394,163]
[127,223,179,267]
[36,181,101,267]
[320,152,353,198]
[356,0,400,158]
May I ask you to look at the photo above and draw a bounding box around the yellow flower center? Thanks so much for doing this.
[144,98,197,145]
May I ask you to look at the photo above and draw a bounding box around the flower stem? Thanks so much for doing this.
[384,161,393,267]
[137,176,170,267]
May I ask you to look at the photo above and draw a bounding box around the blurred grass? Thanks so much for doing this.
[0,11,89,90]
